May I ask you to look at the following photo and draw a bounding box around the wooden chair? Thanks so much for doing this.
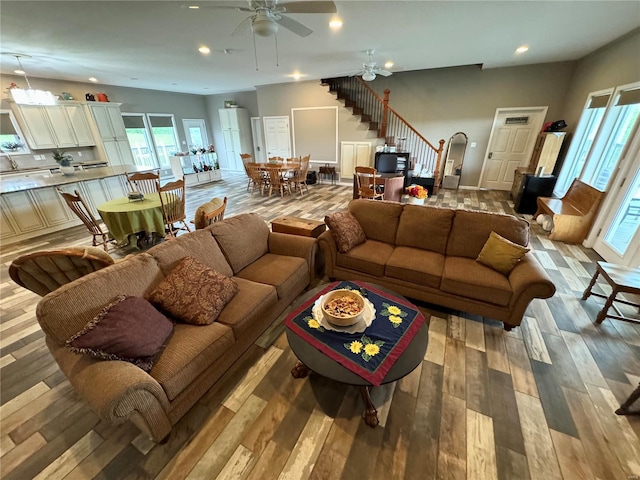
[193,197,227,229]
[240,154,253,191]
[9,247,115,297]
[247,162,268,195]
[355,166,384,200]
[126,170,160,195]
[264,164,291,198]
[156,178,191,237]
[57,188,112,251]
[291,154,310,195]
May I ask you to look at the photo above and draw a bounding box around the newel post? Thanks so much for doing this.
[380,89,390,139]
[433,138,446,195]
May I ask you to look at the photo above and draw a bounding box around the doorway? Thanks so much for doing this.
[263,116,291,159]
[479,107,547,190]
[251,117,266,163]
[182,119,209,151]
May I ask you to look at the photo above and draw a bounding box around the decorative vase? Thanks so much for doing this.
[60,166,75,175]
[407,196,425,205]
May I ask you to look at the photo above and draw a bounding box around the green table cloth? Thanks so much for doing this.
[98,193,172,245]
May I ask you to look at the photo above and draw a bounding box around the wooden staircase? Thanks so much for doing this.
[321,76,445,193]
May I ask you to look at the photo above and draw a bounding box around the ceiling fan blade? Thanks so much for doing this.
[231,15,254,36]
[274,14,313,37]
[196,4,253,12]
[279,1,337,14]
[376,69,393,77]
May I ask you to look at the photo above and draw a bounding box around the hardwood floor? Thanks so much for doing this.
[1,171,639,479]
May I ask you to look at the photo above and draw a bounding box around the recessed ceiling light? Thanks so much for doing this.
[89,77,98,82]
[329,18,342,29]
[384,61,394,69]
[14,69,25,75]
[188,5,199,9]
[515,45,529,54]
[292,71,302,81]
[199,46,211,54]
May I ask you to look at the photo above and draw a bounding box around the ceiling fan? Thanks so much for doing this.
[355,49,393,81]
[206,0,337,38]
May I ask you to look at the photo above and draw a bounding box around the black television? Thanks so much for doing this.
[375,153,400,174]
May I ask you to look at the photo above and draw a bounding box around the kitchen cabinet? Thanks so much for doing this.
[12,103,96,149]
[1,190,47,234]
[170,153,222,186]
[87,103,134,166]
[218,108,253,171]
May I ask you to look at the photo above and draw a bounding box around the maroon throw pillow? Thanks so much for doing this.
[148,256,238,326]
[66,295,173,372]
[325,211,367,253]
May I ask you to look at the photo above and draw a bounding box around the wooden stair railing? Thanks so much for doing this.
[321,76,445,193]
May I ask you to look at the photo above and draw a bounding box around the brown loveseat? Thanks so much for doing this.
[318,199,555,329]
[36,213,316,442]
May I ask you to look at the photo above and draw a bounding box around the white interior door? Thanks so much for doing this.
[263,116,291,159]
[251,117,266,163]
[182,119,209,150]
[480,107,547,190]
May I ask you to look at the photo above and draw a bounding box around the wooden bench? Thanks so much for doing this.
[534,178,605,243]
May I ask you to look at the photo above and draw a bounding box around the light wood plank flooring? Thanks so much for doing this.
[1,171,639,479]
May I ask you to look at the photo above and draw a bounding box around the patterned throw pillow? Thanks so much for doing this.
[325,211,367,253]
[476,231,530,275]
[148,256,238,325]
[66,295,173,372]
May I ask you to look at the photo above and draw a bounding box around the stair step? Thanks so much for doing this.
[352,107,363,116]
[360,114,371,122]
[369,122,378,131]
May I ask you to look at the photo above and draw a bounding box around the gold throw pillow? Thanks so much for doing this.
[476,231,530,275]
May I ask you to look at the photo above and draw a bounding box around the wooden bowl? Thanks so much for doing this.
[321,289,365,327]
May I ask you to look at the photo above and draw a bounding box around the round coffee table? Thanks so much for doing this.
[285,282,428,427]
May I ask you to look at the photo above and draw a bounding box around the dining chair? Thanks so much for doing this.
[126,170,160,195]
[290,154,310,195]
[9,247,115,297]
[264,164,291,198]
[247,162,268,195]
[193,196,227,229]
[240,153,253,191]
[57,187,113,251]
[156,178,191,237]
[355,166,384,200]
[268,156,284,164]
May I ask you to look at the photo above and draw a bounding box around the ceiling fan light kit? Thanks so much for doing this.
[355,49,393,81]
[362,71,376,81]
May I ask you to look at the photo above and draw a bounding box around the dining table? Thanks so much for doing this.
[97,192,174,247]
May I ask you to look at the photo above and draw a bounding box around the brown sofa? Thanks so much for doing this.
[318,199,555,329]
[36,213,316,442]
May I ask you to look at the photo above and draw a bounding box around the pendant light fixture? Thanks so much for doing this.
[6,54,56,105]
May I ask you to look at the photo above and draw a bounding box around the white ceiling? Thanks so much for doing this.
[1,1,639,95]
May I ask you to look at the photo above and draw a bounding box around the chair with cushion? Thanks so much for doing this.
[193,197,228,229]
[156,178,191,237]
[57,187,112,251]
[355,166,384,200]
[126,170,160,195]
[9,247,115,296]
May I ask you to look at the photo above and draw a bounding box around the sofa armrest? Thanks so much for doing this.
[47,338,172,442]
[268,232,317,278]
[318,230,337,278]
[506,253,556,326]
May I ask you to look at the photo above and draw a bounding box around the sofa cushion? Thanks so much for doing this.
[148,257,238,326]
[336,240,395,277]
[395,205,455,254]
[216,277,279,339]
[349,199,404,245]
[385,247,444,288]
[441,256,513,306]
[146,228,233,277]
[235,253,308,300]
[446,210,529,259]
[66,295,173,372]
[150,322,234,401]
[208,213,269,274]
[477,231,530,275]
[325,211,366,253]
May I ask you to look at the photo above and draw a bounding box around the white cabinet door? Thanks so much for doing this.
[64,105,95,146]
[101,175,128,199]
[0,206,18,240]
[31,187,77,226]
[102,140,125,166]
[89,104,116,139]
[1,191,46,233]
[116,139,134,164]
[45,106,76,148]
[106,105,127,139]
[15,105,56,149]
[79,180,109,218]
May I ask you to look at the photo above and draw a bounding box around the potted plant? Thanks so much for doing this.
[52,149,75,175]
[405,184,428,205]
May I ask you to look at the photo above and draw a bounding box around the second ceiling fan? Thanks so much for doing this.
[354,49,392,81]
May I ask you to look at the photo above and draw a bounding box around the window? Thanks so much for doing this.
[147,115,180,172]
[122,114,158,169]
[0,110,30,155]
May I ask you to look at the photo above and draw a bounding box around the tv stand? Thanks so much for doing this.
[375,151,410,187]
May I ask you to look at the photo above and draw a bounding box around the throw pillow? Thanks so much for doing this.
[476,231,530,275]
[148,256,238,325]
[66,295,173,372]
[325,211,367,253]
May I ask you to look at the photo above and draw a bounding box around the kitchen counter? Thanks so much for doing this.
[1,165,153,194]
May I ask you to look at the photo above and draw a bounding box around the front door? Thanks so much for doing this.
[263,116,291,159]
[480,107,547,190]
